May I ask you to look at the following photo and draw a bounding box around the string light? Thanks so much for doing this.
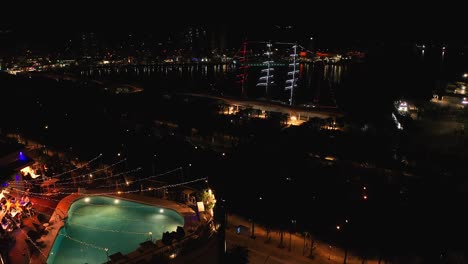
[58,232,108,251]
[95,167,182,189]
[25,157,122,189]
[12,166,142,196]
[30,154,103,182]
[55,166,140,186]
[14,174,206,199]
[9,217,48,259]
[25,202,162,225]
[67,221,153,235]
[16,167,140,191]
[5,176,207,259]
[17,168,186,196]
[52,159,127,185]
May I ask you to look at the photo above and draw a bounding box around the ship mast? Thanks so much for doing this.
[285,44,299,106]
[256,42,275,96]
[236,40,249,97]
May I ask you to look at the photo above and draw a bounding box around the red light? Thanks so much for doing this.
[299,51,307,57]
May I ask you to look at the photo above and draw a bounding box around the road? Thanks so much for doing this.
[226,214,379,264]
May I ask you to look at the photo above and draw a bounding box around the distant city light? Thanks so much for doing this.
[160,208,164,213]
[84,197,90,203]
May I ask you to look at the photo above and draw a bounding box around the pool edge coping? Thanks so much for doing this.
[34,193,197,264]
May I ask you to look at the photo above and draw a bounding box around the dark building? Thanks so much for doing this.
[80,32,98,59]
[183,26,208,59]
[210,24,228,55]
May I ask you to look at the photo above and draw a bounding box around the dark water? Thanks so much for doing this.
[79,43,468,123]
[80,62,345,107]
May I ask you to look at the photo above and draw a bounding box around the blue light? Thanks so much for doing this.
[15,174,20,181]
[2,182,8,187]
[19,151,26,161]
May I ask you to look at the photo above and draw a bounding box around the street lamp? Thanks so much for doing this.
[289,219,297,252]
[148,231,153,241]
[336,221,349,264]
[104,248,109,261]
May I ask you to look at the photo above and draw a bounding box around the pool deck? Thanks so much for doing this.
[29,192,197,264]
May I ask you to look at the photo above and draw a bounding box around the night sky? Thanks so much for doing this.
[2,3,467,51]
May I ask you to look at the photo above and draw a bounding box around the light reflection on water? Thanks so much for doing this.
[83,62,347,106]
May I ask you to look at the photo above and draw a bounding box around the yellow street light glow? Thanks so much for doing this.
[114,199,119,204]
[84,197,90,203]
[159,209,164,213]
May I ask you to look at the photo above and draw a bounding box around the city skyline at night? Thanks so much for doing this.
[1,18,468,264]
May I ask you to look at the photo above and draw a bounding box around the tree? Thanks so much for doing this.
[265,226,271,243]
[278,230,285,248]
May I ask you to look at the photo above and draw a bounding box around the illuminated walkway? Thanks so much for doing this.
[226,214,379,264]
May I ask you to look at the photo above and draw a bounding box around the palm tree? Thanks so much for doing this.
[265,226,271,243]
[278,230,285,248]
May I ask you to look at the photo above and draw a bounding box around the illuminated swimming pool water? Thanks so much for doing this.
[47,196,184,264]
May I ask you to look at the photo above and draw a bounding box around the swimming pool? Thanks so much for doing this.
[47,196,184,264]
